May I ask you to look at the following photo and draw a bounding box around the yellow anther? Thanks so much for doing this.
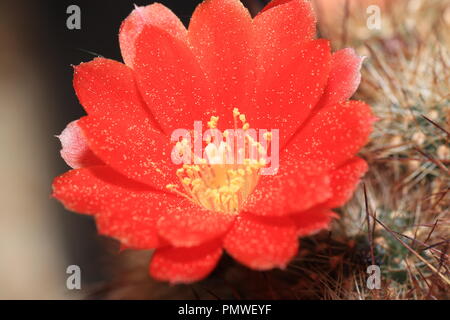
[207,116,219,129]
[168,109,267,214]
[263,132,272,141]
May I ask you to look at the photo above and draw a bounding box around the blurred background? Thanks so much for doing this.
[0,0,448,299]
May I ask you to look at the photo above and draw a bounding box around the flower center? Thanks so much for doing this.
[166,108,271,214]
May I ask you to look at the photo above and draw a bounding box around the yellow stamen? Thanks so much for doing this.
[167,110,268,214]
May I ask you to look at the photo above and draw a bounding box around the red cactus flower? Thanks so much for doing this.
[53,0,374,283]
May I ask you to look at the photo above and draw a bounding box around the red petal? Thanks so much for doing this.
[52,166,176,248]
[58,120,103,169]
[133,25,214,134]
[319,48,364,107]
[73,58,159,128]
[292,207,337,237]
[188,0,254,128]
[287,100,374,171]
[74,59,178,189]
[223,213,298,270]
[243,153,332,216]
[255,0,316,59]
[157,198,236,247]
[149,240,223,284]
[77,115,178,190]
[258,0,296,14]
[253,40,331,145]
[119,3,187,67]
[326,157,368,208]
